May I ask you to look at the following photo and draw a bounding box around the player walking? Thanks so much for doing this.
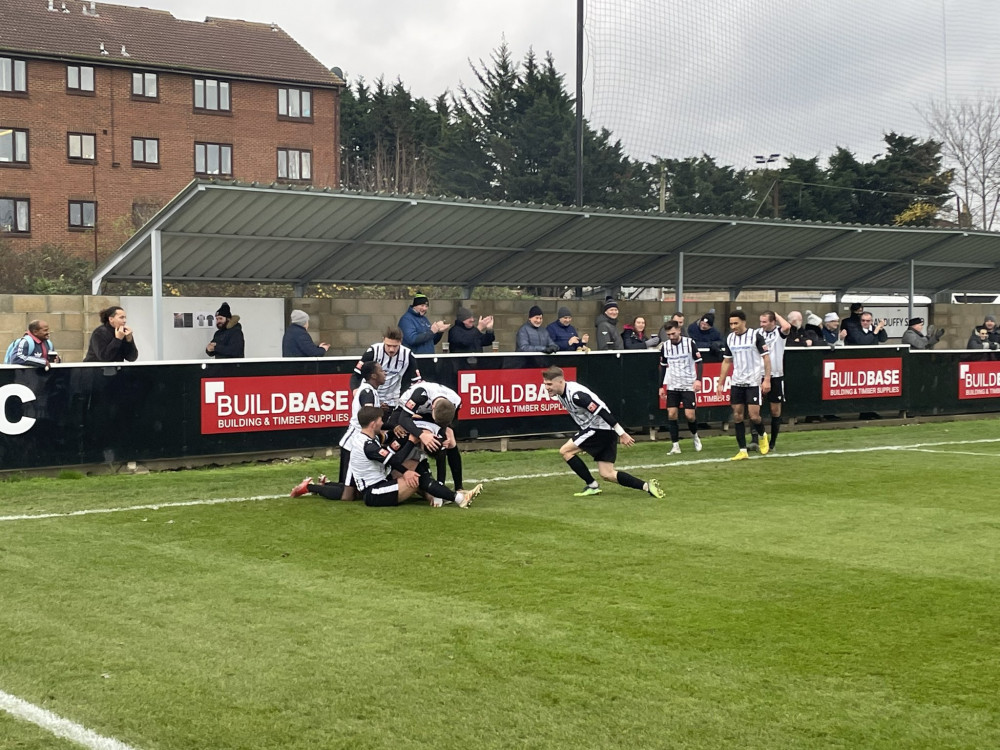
[716,310,771,461]
[658,320,704,454]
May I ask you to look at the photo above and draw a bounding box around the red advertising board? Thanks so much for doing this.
[657,361,729,409]
[201,374,353,434]
[958,360,1000,399]
[822,357,902,400]
[457,367,576,419]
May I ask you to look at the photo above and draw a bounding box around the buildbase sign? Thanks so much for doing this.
[458,367,575,418]
[822,358,902,400]
[201,375,352,434]
[658,361,730,408]
[958,361,1000,399]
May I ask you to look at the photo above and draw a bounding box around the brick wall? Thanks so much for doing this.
[1,58,339,256]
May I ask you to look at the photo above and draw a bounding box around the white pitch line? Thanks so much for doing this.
[466,437,1000,482]
[906,448,1000,457]
[0,689,140,750]
[0,494,283,523]
[3,437,1000,523]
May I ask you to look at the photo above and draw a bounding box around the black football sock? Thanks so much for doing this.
[566,455,596,485]
[615,471,645,491]
[667,419,679,443]
[418,471,456,502]
[770,416,781,447]
[687,420,698,435]
[309,483,345,500]
[735,421,747,449]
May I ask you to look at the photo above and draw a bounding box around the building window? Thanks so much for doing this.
[69,200,97,228]
[132,71,158,98]
[194,79,230,112]
[0,198,29,233]
[68,132,96,161]
[0,127,29,165]
[277,148,311,181]
[67,64,95,93]
[278,87,311,119]
[0,57,27,93]
[132,137,159,166]
[195,142,232,176]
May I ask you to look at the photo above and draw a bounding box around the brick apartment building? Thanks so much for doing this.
[0,0,342,259]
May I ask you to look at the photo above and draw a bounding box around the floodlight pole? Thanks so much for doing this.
[575,0,584,207]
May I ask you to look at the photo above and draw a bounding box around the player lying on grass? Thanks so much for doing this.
[290,361,387,501]
[541,365,664,499]
[296,406,481,508]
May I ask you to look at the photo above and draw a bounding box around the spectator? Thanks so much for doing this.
[399,293,449,355]
[901,317,944,349]
[687,310,723,351]
[282,309,329,357]
[595,297,623,350]
[658,312,684,343]
[967,325,999,350]
[7,320,60,367]
[845,311,888,346]
[840,302,864,340]
[820,312,846,347]
[516,306,558,353]
[84,306,138,362]
[787,311,821,347]
[447,307,495,353]
[623,315,659,349]
[205,302,245,359]
[547,307,589,351]
[983,315,1000,347]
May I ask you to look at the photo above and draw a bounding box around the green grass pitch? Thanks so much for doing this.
[1,419,999,749]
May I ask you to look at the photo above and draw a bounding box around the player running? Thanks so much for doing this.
[541,366,664,499]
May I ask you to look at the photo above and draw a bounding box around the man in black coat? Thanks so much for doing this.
[206,302,245,358]
[447,307,495,353]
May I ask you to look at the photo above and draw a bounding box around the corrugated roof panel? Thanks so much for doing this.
[94,182,1000,294]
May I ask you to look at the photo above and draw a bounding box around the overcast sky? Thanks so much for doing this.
[111,0,1000,170]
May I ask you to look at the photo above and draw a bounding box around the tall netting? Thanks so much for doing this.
[584,0,1000,168]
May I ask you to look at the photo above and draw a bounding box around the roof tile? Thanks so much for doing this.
[0,0,342,87]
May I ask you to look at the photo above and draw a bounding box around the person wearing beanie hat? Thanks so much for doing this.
[398,292,450,355]
[841,302,865,341]
[282,309,330,357]
[447,306,495,353]
[516,305,558,353]
[983,314,1000,347]
[902,316,944,350]
[547,307,589,351]
[821,312,847,347]
[595,296,623,350]
[686,309,723,350]
[206,301,245,358]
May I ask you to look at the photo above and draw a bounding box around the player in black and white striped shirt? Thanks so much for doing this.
[541,366,664,499]
[716,310,771,461]
[759,310,791,451]
[658,320,704,454]
[290,361,386,500]
[348,406,482,508]
[349,327,421,408]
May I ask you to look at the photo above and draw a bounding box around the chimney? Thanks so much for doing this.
[61,1,69,13]
[47,0,55,11]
